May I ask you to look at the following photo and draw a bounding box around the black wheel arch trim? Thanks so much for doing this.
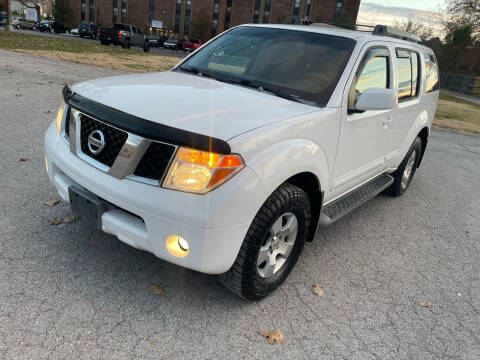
[62,85,231,154]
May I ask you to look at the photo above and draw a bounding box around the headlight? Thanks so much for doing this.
[55,100,66,133]
[163,147,244,193]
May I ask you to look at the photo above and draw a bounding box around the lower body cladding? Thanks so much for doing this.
[44,123,267,274]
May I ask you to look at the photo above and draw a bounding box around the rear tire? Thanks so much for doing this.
[143,43,150,52]
[384,137,422,197]
[219,183,311,300]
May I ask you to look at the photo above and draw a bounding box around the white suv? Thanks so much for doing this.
[45,24,439,300]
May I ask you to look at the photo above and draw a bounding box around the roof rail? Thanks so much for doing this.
[301,21,422,43]
[373,25,422,43]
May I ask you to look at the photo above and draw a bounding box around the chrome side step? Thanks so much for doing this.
[319,174,394,226]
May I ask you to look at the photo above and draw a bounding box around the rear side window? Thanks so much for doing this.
[396,49,420,101]
[424,54,439,93]
[114,24,131,31]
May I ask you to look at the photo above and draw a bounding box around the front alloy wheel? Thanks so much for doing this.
[257,213,298,278]
[219,183,311,300]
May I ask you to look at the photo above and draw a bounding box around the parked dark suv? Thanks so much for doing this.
[37,21,70,34]
[78,23,98,39]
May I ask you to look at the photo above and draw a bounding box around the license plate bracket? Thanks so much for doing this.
[69,186,109,229]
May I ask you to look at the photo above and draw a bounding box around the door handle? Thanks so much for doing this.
[383,116,394,128]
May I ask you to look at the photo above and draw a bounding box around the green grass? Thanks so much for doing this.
[435,92,480,134]
[439,93,480,110]
[124,64,156,70]
[0,30,139,55]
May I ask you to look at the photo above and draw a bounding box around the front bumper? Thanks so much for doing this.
[44,122,268,274]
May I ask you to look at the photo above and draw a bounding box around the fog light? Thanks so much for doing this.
[165,235,189,258]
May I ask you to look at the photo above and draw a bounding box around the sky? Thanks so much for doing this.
[360,0,443,12]
[357,0,445,35]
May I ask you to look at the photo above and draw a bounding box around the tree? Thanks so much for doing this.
[189,11,212,42]
[16,0,49,22]
[53,0,71,23]
[444,0,480,35]
[393,19,434,40]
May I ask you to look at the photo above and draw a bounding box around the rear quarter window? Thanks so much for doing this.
[396,49,420,101]
[424,54,439,93]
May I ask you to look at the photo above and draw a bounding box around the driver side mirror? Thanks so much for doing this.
[355,87,396,111]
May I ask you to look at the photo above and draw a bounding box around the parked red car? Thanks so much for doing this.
[183,39,203,52]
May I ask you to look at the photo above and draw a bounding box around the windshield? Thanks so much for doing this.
[114,24,130,31]
[79,23,89,29]
[178,26,355,107]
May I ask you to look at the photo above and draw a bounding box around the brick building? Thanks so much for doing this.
[65,0,360,38]
[0,0,7,13]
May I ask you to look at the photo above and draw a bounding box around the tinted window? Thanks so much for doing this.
[113,24,130,31]
[397,57,412,100]
[396,50,420,101]
[79,23,89,29]
[191,39,200,44]
[425,54,439,93]
[412,53,419,96]
[180,27,356,107]
[355,50,389,97]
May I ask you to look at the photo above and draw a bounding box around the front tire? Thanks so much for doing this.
[143,42,150,52]
[384,137,422,197]
[219,183,311,300]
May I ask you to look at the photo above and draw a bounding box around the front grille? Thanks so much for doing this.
[134,141,176,181]
[80,115,128,167]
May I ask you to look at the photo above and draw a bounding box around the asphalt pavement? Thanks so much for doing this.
[0,50,479,359]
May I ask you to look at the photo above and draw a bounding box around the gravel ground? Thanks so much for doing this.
[0,50,479,360]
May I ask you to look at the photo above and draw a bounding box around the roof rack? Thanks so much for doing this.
[373,25,422,43]
[302,20,422,43]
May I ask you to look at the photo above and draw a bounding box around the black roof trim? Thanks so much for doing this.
[62,85,231,154]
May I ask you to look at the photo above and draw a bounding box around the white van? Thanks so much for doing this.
[45,24,439,300]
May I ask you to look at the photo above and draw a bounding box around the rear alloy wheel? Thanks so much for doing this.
[219,183,311,300]
[50,28,55,33]
[384,137,422,197]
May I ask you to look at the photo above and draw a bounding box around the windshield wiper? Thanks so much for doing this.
[179,66,216,80]
[225,78,303,104]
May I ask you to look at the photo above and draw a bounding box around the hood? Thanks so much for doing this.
[71,71,318,141]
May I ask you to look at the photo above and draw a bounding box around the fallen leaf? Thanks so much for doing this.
[43,199,61,207]
[44,110,51,114]
[49,218,63,225]
[151,284,166,296]
[259,330,284,345]
[419,301,433,308]
[63,216,80,223]
[312,283,324,297]
[49,216,80,225]
[19,158,29,162]
[15,94,22,97]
